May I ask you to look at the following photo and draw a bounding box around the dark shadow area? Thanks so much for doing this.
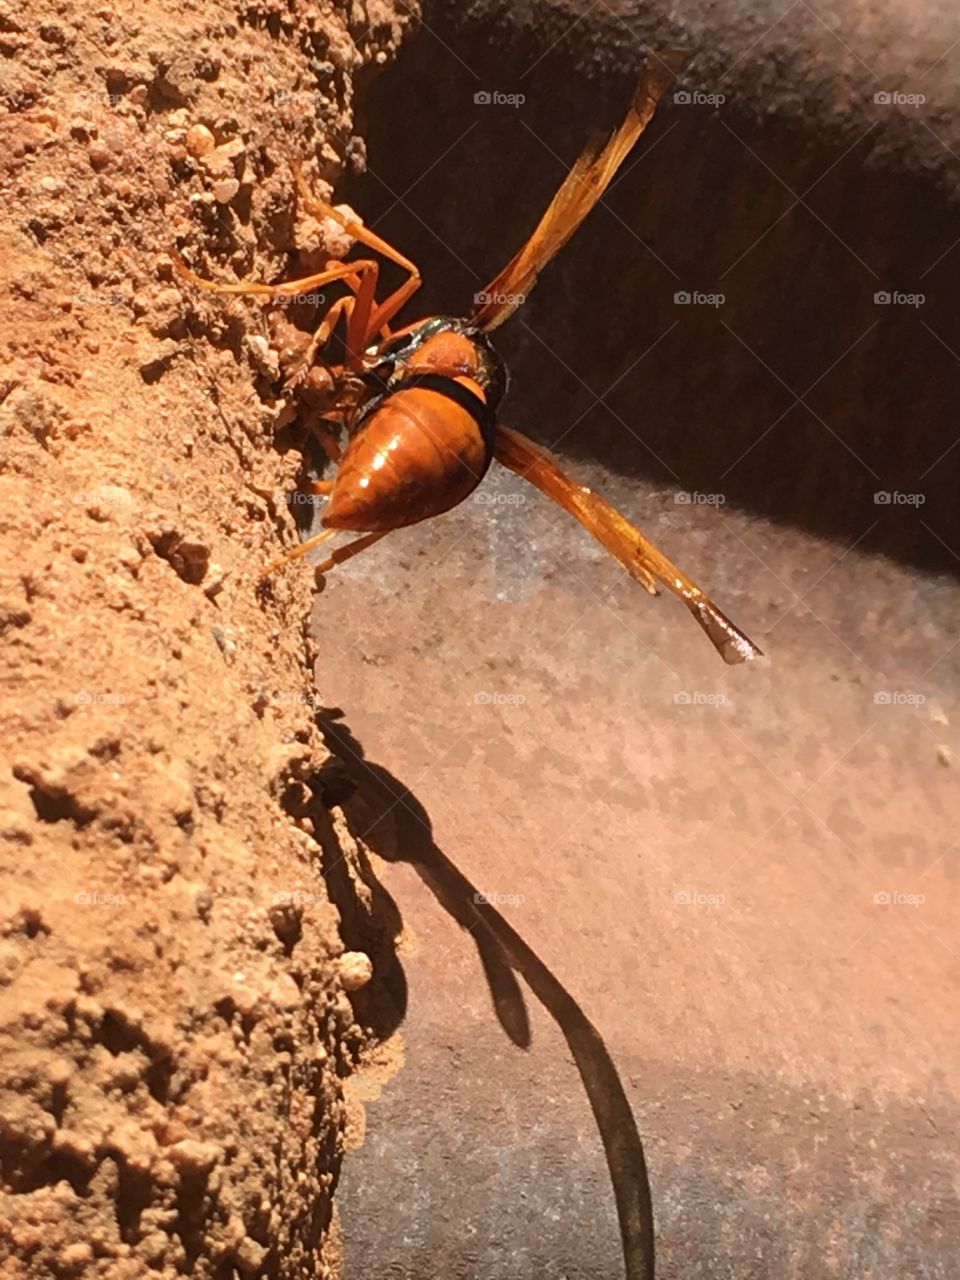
[305,751,410,1048]
[316,707,658,1280]
[342,21,960,579]
[316,709,531,1048]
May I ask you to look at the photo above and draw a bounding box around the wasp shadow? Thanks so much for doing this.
[315,706,658,1280]
[306,739,409,1046]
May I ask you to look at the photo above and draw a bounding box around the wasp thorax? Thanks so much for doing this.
[402,329,486,380]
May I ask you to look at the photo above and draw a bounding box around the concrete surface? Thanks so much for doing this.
[313,477,958,1279]
[308,9,959,1278]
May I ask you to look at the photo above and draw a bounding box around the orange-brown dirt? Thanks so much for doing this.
[0,1,413,1275]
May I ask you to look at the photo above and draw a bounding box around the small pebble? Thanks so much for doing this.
[235,1236,267,1272]
[231,975,260,1017]
[246,335,281,379]
[212,177,240,204]
[61,1244,93,1267]
[167,1138,221,1175]
[269,975,301,1010]
[337,950,373,992]
[185,123,215,157]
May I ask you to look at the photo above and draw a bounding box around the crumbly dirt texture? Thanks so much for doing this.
[0,1,413,1275]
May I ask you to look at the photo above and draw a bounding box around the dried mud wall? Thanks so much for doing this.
[0,2,413,1275]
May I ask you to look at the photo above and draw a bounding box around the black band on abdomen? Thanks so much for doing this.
[357,371,498,455]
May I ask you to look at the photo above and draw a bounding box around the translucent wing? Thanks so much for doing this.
[494,426,762,665]
[470,54,683,332]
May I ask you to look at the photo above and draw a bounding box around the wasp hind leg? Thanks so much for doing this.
[260,528,392,581]
[171,252,377,303]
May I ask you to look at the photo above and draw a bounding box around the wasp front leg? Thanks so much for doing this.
[291,162,422,352]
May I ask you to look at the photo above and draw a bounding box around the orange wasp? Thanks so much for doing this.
[175,57,761,664]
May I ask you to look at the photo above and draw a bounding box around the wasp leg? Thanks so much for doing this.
[175,249,382,379]
[292,161,422,352]
[309,419,343,465]
[260,527,339,579]
[285,294,357,390]
[259,528,390,581]
[493,425,762,665]
[171,251,376,303]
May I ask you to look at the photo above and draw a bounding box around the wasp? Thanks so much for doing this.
[175,57,761,664]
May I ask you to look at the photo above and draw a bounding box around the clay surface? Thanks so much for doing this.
[0,1,412,1274]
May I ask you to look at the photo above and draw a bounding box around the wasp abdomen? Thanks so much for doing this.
[323,375,495,532]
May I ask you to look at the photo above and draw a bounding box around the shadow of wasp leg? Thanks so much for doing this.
[313,530,391,575]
